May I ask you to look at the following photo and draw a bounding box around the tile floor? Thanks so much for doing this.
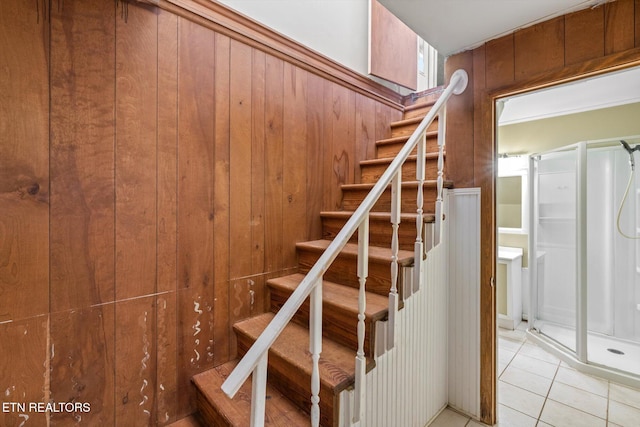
[428,322,640,426]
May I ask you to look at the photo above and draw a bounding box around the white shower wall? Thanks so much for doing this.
[536,144,640,342]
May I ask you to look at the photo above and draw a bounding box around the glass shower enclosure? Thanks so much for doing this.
[529,136,640,386]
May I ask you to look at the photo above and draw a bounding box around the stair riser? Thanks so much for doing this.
[360,158,443,184]
[268,287,376,357]
[341,186,438,212]
[376,135,439,159]
[322,216,424,251]
[296,251,406,301]
[390,118,438,138]
[235,332,338,427]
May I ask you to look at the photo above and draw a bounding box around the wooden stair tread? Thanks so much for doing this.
[375,131,437,146]
[192,360,309,426]
[234,312,370,394]
[403,99,437,113]
[360,152,440,165]
[341,179,454,191]
[390,115,429,128]
[320,210,435,223]
[296,239,414,266]
[268,273,389,323]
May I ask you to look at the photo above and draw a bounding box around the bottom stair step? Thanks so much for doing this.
[235,312,375,427]
[192,359,309,426]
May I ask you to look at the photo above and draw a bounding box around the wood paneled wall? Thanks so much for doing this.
[0,0,402,425]
[444,0,640,424]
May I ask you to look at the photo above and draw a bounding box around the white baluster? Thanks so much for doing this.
[353,216,369,423]
[435,107,446,247]
[309,280,323,427]
[414,132,425,290]
[250,352,268,427]
[388,171,401,349]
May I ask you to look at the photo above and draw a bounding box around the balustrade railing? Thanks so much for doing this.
[221,69,468,427]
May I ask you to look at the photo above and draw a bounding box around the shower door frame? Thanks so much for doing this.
[528,138,640,388]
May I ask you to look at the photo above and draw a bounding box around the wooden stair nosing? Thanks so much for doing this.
[360,152,441,167]
[320,210,436,224]
[192,360,309,427]
[390,115,434,129]
[341,179,454,191]
[375,131,438,147]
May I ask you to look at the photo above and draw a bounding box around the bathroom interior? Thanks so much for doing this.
[496,65,640,387]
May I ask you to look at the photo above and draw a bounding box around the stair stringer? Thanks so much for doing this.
[337,197,450,427]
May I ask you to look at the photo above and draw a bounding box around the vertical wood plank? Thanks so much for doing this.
[229,40,254,280]
[252,49,267,277]
[514,17,565,80]
[50,0,116,312]
[0,316,48,427]
[355,95,377,184]
[329,84,356,211]
[115,3,158,301]
[0,0,49,322]
[156,10,179,424]
[636,0,640,47]
[565,6,605,65]
[264,55,284,272]
[322,80,335,212]
[50,305,116,425]
[444,52,475,189]
[214,33,231,365]
[177,16,215,415]
[283,63,308,267]
[485,35,514,90]
[605,0,635,54]
[306,73,325,240]
[115,297,157,425]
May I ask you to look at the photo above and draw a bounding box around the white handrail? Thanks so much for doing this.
[221,69,468,424]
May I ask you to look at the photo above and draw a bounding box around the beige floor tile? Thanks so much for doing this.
[429,408,470,427]
[509,353,559,379]
[608,400,640,426]
[498,381,545,419]
[547,381,607,419]
[518,342,561,365]
[609,382,640,410]
[496,404,536,427]
[554,366,609,397]
[500,365,553,397]
[466,420,489,427]
[498,348,517,365]
[539,399,606,427]
[499,337,525,353]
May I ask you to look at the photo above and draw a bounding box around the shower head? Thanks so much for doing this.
[620,140,640,171]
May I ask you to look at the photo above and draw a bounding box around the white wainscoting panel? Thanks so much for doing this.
[339,208,450,426]
[446,188,481,419]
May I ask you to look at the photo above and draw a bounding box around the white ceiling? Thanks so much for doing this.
[378,0,608,56]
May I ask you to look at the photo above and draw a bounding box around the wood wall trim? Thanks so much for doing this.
[149,0,404,110]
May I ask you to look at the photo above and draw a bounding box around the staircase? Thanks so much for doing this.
[190,94,452,426]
